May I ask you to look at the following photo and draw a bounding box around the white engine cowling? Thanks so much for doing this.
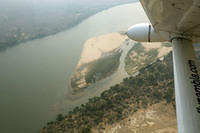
[127,23,167,42]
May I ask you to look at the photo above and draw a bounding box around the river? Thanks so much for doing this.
[0,3,148,133]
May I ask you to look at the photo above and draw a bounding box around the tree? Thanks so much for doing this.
[56,114,64,121]
[81,125,91,133]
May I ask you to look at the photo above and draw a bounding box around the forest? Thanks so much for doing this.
[41,52,175,133]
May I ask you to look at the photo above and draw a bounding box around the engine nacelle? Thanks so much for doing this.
[127,23,166,42]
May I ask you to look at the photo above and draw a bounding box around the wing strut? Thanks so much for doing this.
[172,38,200,133]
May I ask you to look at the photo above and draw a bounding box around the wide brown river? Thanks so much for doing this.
[0,3,148,133]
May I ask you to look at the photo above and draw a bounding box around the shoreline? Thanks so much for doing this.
[0,2,136,52]
[41,52,177,133]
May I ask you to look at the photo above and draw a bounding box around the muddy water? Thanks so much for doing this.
[0,3,148,133]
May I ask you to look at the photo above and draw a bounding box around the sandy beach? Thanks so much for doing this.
[77,32,127,67]
[141,42,172,58]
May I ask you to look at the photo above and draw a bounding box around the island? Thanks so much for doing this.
[70,34,173,92]
[70,32,128,91]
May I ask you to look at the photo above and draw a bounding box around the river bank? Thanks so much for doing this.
[0,0,135,51]
[41,53,177,133]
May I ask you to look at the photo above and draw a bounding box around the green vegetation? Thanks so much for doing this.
[81,125,92,133]
[85,50,122,84]
[70,50,122,91]
[163,42,172,47]
[41,44,200,133]
[56,114,64,122]
[41,52,176,133]
[132,42,145,53]
[124,42,159,75]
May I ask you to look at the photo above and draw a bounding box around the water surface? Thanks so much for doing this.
[0,3,148,133]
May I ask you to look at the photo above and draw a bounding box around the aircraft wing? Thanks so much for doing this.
[127,0,200,133]
[140,0,200,38]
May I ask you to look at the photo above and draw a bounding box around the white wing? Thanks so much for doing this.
[140,0,200,38]
[128,0,200,133]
